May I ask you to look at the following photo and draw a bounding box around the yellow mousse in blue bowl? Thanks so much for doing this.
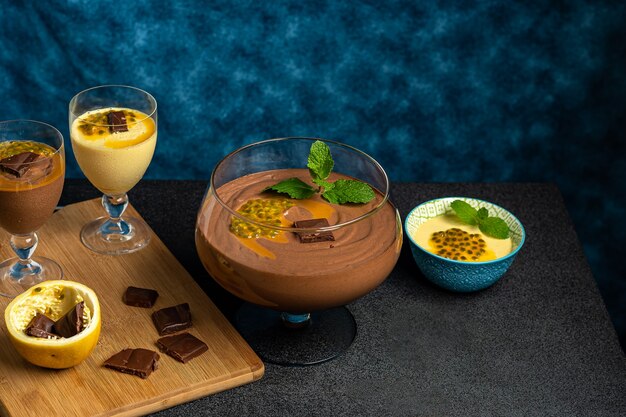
[404,197,525,292]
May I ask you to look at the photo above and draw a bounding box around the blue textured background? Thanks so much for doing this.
[1,1,625,350]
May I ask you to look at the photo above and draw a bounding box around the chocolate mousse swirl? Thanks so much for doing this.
[196,168,401,311]
[215,169,391,268]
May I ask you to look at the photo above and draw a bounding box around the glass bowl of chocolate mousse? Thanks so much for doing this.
[195,137,402,365]
[0,120,65,298]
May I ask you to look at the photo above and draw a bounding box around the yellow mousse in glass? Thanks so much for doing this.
[412,214,512,262]
[70,107,156,196]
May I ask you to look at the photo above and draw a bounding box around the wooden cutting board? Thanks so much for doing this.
[0,199,264,417]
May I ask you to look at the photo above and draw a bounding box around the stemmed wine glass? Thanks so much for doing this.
[0,120,65,298]
[195,137,402,365]
[69,85,157,255]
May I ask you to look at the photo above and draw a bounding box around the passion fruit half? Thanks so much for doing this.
[4,280,101,369]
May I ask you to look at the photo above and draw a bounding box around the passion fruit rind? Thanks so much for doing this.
[11,283,92,337]
[230,198,294,239]
[5,280,101,369]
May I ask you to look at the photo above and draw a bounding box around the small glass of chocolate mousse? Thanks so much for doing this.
[195,137,402,366]
[69,85,157,255]
[0,120,65,298]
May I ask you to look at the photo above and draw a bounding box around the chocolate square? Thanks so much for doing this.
[0,152,45,178]
[25,313,57,339]
[156,332,208,363]
[103,348,160,379]
[107,110,128,133]
[52,301,85,338]
[123,286,159,308]
[293,218,335,243]
[151,303,192,336]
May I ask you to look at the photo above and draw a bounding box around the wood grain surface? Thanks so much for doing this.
[0,199,264,417]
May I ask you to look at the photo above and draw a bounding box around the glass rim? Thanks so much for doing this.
[0,119,65,158]
[209,137,391,232]
[68,84,158,126]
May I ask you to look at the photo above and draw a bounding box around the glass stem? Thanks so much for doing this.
[9,232,41,277]
[100,194,131,236]
[10,232,38,264]
[281,312,312,329]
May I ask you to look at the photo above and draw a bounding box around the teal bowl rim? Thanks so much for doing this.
[404,196,526,266]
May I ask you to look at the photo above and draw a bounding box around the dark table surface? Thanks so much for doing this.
[60,180,626,417]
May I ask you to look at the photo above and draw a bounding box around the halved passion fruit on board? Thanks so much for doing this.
[4,280,101,369]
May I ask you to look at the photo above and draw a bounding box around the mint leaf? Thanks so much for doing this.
[264,140,375,204]
[312,177,333,189]
[321,190,341,204]
[322,179,375,204]
[307,140,334,182]
[450,199,510,239]
[478,217,510,239]
[263,178,316,199]
[450,200,478,225]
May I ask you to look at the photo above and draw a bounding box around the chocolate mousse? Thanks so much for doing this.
[0,142,64,235]
[195,168,401,312]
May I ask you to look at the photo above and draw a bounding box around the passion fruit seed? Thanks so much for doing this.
[0,141,55,159]
[429,228,489,262]
[230,198,294,239]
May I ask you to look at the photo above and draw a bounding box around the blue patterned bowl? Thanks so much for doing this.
[404,197,525,292]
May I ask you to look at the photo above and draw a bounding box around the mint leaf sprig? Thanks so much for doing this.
[450,200,510,239]
[263,140,375,204]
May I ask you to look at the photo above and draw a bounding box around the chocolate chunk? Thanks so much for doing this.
[151,303,192,335]
[52,301,85,338]
[293,218,335,243]
[21,157,53,182]
[107,110,128,133]
[25,313,58,339]
[103,348,160,379]
[123,286,159,308]
[156,332,208,363]
[0,151,52,181]
[0,152,45,178]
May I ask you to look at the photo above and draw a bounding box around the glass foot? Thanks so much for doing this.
[0,256,63,298]
[80,216,151,255]
[235,303,357,366]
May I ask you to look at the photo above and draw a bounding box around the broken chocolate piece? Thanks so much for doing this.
[52,301,85,338]
[0,152,44,178]
[103,348,160,379]
[123,286,159,308]
[107,110,128,133]
[293,218,335,243]
[156,332,208,363]
[25,313,58,339]
[151,303,192,335]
